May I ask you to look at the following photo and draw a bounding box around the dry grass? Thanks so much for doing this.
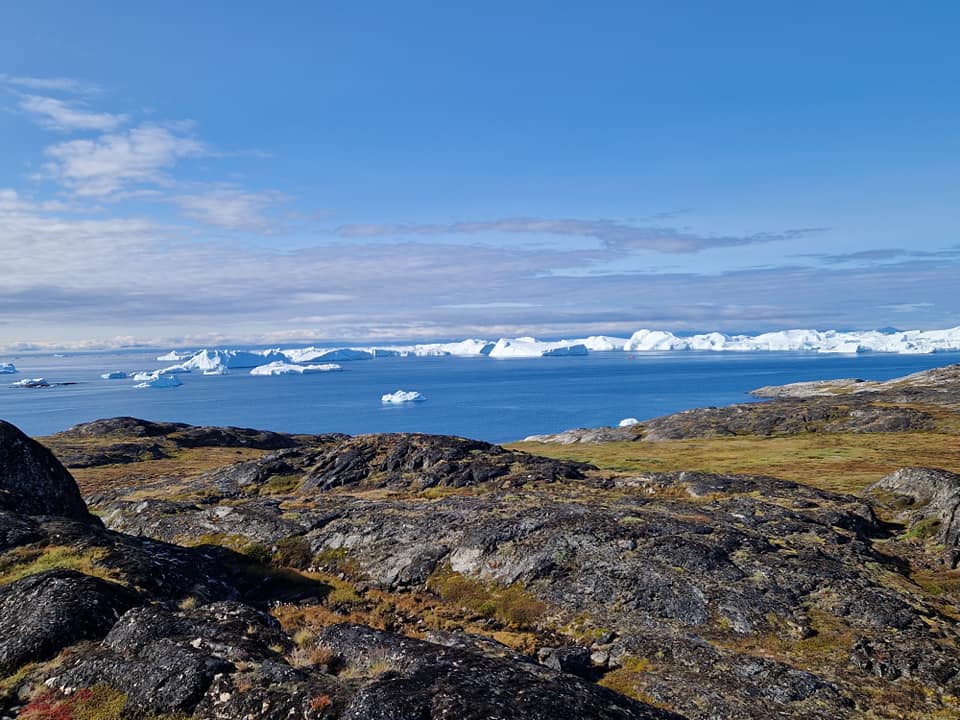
[510,431,960,495]
[68,447,266,496]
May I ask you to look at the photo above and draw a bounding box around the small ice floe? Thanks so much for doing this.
[0,363,16,374]
[618,417,640,427]
[133,374,182,389]
[100,371,128,380]
[381,390,426,404]
[11,378,50,388]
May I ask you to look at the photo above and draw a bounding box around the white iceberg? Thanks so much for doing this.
[624,330,690,351]
[618,417,640,427]
[176,348,288,373]
[488,338,589,359]
[249,361,342,376]
[381,389,426,404]
[134,374,182,389]
[283,347,374,363]
[0,363,16,374]
[202,366,229,375]
[11,377,49,388]
[618,326,960,354]
[571,336,629,352]
[100,371,128,380]
[156,350,191,361]
[375,339,496,357]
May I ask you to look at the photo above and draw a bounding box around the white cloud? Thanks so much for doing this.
[41,123,206,197]
[0,73,99,94]
[172,187,287,232]
[19,94,128,132]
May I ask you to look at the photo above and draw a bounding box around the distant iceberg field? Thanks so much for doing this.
[112,324,960,391]
[11,325,959,392]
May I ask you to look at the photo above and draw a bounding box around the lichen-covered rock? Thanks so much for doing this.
[319,624,684,720]
[0,569,140,674]
[299,434,591,492]
[0,420,93,520]
[50,601,287,715]
[44,416,302,468]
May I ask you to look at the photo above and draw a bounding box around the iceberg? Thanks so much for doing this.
[100,371,128,380]
[11,377,49,388]
[202,366,229,375]
[249,361,342,376]
[624,330,690,351]
[489,338,589,358]
[134,374,182,389]
[0,363,16,374]
[618,326,960,354]
[282,347,374,363]
[381,389,426,404]
[176,348,288,372]
[571,336,629,352]
[618,417,640,427]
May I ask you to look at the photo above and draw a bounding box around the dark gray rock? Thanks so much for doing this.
[0,569,140,674]
[539,645,594,678]
[51,601,287,715]
[0,420,93,520]
[319,624,684,720]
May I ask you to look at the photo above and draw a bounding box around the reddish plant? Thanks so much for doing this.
[309,693,333,712]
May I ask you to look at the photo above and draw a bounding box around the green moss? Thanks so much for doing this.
[903,516,942,541]
[599,656,668,708]
[427,566,546,630]
[260,474,303,496]
[0,545,117,586]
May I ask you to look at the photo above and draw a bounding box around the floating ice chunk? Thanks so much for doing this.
[134,374,182,389]
[100,371,127,380]
[131,371,158,382]
[203,366,229,375]
[618,417,640,427]
[11,377,49,388]
[0,363,16,374]
[381,389,426,404]
[249,361,342,376]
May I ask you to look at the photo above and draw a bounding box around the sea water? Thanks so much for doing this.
[1,349,958,443]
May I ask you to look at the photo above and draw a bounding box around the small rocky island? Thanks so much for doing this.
[2,364,960,719]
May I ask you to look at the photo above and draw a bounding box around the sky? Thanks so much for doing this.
[1,1,959,350]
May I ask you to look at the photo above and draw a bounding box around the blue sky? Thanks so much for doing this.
[1,1,958,349]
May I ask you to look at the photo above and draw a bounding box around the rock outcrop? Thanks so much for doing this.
[866,467,960,565]
[0,420,93,520]
[0,419,681,720]
[523,363,960,442]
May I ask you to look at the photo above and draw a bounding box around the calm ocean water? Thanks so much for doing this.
[2,349,958,443]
